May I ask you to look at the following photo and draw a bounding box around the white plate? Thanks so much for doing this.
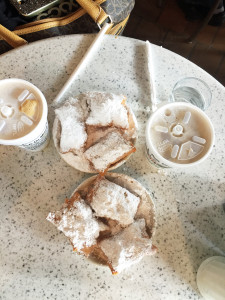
[52,94,138,173]
[73,172,156,268]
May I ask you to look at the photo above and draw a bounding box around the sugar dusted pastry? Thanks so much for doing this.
[84,130,136,173]
[55,98,87,153]
[46,192,108,255]
[99,219,156,274]
[87,176,140,226]
[47,173,156,274]
[85,92,129,128]
[53,91,138,173]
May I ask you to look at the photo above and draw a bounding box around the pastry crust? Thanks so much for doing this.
[84,130,136,174]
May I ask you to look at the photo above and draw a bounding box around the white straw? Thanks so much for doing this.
[146,40,157,112]
[53,22,111,105]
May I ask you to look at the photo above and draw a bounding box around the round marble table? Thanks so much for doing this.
[0,34,224,300]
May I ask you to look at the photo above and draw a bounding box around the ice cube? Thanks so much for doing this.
[178,141,204,160]
[171,144,179,158]
[21,115,33,126]
[182,111,191,125]
[18,90,29,102]
[155,125,168,133]
[26,93,36,100]
[192,136,206,145]
[0,120,6,131]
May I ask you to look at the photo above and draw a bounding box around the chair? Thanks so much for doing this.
[186,0,222,43]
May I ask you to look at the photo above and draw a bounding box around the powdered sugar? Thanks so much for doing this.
[53,92,137,172]
[99,219,154,273]
[89,178,140,226]
[85,92,129,128]
[47,173,156,273]
[55,98,87,153]
[47,198,107,251]
[84,130,135,172]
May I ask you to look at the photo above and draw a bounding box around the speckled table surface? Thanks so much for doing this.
[0,34,224,300]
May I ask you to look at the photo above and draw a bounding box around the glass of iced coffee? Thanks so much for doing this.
[0,78,49,151]
[145,102,215,168]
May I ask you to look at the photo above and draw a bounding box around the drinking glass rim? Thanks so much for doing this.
[172,76,212,110]
[173,77,211,93]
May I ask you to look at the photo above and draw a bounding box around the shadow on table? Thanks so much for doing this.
[150,173,225,294]
[181,201,225,267]
[134,44,152,105]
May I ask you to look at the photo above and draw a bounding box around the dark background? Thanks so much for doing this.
[124,0,225,87]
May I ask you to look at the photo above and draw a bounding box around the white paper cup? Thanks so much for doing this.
[0,78,49,151]
[197,256,225,300]
[145,102,215,168]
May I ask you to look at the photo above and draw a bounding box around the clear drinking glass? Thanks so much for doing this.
[171,77,212,111]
